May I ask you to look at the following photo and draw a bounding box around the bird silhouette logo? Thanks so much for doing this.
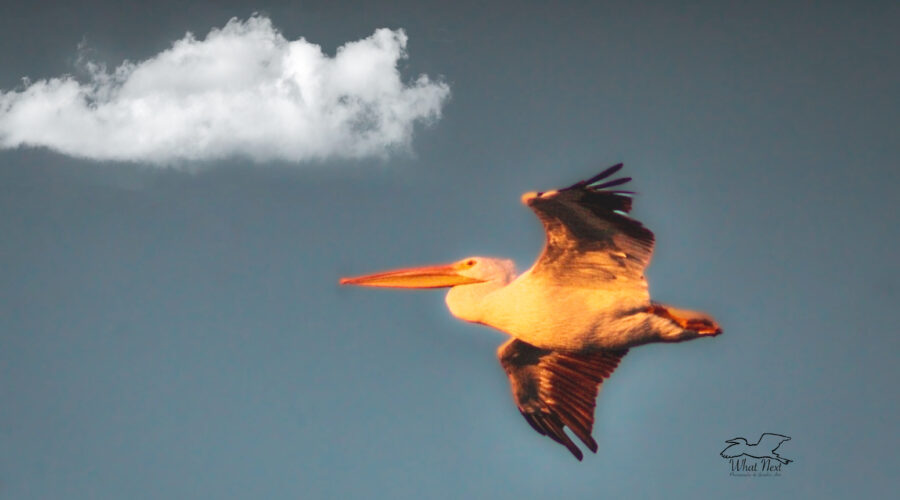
[720,433,793,464]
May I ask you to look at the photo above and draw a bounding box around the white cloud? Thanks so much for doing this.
[0,15,450,165]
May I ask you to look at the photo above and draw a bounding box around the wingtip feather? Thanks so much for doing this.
[581,163,622,184]
[591,176,632,190]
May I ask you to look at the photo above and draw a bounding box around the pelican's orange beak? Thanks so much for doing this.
[340,262,484,288]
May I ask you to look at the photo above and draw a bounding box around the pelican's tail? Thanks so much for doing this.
[648,303,722,336]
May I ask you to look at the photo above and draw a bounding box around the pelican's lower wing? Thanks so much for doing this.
[497,338,627,460]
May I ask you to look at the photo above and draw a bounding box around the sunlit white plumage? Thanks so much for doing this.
[340,164,722,460]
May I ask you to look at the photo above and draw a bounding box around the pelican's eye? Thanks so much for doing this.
[465,259,477,267]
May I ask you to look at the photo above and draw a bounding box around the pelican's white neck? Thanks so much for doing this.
[445,280,508,324]
[443,256,517,324]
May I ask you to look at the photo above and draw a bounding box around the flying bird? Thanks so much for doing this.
[720,433,793,464]
[340,164,722,460]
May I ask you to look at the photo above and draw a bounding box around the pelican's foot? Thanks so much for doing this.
[649,303,722,336]
[686,318,722,336]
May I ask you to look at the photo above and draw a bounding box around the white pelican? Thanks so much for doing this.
[340,164,722,460]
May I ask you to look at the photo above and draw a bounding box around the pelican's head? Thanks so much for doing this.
[340,256,516,289]
[724,438,748,446]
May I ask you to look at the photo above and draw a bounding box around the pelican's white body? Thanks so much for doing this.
[445,257,689,351]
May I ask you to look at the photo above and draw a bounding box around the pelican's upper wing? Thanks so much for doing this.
[498,338,627,460]
[523,164,655,286]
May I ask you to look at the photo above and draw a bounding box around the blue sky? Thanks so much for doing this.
[1,1,898,498]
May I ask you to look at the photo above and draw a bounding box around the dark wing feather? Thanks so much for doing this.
[524,164,655,285]
[497,338,627,460]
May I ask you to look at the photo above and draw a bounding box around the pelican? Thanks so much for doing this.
[340,164,722,460]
